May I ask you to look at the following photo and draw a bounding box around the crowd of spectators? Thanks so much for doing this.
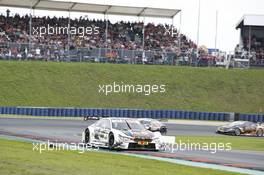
[0,11,197,63]
[245,35,264,65]
[235,35,264,65]
[3,10,264,67]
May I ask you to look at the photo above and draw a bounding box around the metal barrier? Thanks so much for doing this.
[2,42,264,67]
[0,42,176,64]
[0,42,206,66]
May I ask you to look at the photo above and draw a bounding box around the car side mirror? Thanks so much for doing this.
[144,124,151,130]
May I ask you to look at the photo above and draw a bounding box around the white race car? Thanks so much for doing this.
[82,117,163,150]
[138,118,167,135]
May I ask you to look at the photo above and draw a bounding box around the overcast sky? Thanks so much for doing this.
[0,0,262,52]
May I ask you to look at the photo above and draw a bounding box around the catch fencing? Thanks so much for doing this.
[0,42,209,66]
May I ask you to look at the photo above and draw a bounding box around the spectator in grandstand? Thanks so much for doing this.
[240,35,264,65]
[0,10,198,63]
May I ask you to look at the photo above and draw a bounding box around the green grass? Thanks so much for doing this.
[0,60,264,113]
[0,138,241,175]
[176,135,264,151]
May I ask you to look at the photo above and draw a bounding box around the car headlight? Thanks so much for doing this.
[118,134,133,142]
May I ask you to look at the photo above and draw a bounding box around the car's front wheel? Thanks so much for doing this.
[256,129,263,137]
[160,127,167,135]
[108,133,115,150]
[234,128,241,136]
[84,129,90,144]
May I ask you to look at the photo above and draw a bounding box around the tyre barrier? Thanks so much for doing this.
[238,113,264,122]
[0,106,263,122]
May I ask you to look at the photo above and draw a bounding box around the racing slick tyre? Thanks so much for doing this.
[234,128,241,136]
[256,129,263,137]
[160,127,167,135]
[108,132,115,150]
[84,129,90,144]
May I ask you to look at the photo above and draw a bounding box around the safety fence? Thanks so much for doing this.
[0,42,217,66]
[0,106,263,122]
[0,42,177,65]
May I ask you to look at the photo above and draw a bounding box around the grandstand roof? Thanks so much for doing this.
[0,0,180,18]
[236,14,264,29]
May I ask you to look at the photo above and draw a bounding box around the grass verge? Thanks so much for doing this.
[0,61,264,113]
[0,138,241,175]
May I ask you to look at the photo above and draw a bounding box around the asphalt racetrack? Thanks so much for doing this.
[0,118,217,141]
[0,117,263,172]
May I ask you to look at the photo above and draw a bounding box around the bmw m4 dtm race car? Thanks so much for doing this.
[82,118,165,150]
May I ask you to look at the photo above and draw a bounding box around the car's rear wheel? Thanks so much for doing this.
[108,133,115,150]
[234,128,241,136]
[256,129,263,137]
[84,129,90,144]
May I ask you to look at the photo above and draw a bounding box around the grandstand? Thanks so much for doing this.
[0,0,200,65]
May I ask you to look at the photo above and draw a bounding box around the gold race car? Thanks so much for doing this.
[216,121,264,136]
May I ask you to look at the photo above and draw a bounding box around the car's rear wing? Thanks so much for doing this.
[83,115,102,121]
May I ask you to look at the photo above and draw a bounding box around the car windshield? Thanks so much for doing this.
[228,121,246,127]
[112,120,130,130]
[127,121,145,130]
[112,119,145,131]
[140,120,151,125]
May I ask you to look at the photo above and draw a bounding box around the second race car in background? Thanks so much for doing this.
[216,121,264,136]
[138,118,167,135]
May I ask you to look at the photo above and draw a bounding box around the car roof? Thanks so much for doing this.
[102,117,138,121]
[138,118,157,121]
[232,121,252,124]
[228,121,254,125]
